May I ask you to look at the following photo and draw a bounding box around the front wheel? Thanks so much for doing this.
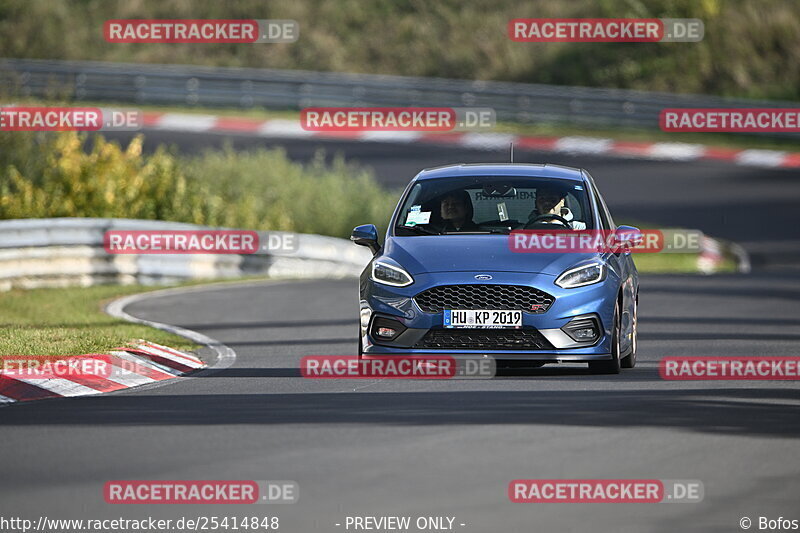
[621,294,638,369]
[588,302,621,375]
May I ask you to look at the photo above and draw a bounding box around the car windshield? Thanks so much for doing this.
[394,176,593,235]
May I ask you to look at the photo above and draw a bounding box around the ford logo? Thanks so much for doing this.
[474,274,493,281]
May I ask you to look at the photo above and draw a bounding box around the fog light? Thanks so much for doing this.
[377,327,397,339]
[561,316,600,343]
[370,316,407,345]
[571,328,596,340]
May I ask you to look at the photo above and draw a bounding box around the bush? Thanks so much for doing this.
[181,146,397,237]
[0,131,399,238]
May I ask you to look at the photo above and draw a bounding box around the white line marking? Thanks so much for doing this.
[359,131,423,143]
[459,133,517,150]
[735,149,787,167]
[106,287,237,376]
[110,350,181,376]
[554,136,613,154]
[141,340,205,365]
[105,365,158,388]
[131,343,205,369]
[103,281,310,395]
[13,378,102,397]
[258,119,315,138]
[647,142,706,160]
[156,113,218,132]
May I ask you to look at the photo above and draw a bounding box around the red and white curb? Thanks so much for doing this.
[697,235,751,274]
[143,112,800,169]
[698,235,725,274]
[0,341,205,405]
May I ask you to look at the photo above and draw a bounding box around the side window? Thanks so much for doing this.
[592,187,611,230]
[598,191,616,229]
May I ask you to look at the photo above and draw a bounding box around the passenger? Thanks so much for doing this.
[439,190,480,232]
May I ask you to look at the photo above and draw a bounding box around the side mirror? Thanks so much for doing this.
[351,224,381,255]
[614,225,643,249]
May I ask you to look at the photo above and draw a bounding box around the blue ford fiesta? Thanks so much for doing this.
[351,163,640,374]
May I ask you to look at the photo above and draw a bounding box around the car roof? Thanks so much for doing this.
[414,163,586,182]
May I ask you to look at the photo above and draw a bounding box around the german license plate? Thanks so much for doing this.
[443,310,522,329]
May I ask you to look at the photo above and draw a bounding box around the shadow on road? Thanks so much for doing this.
[2,386,798,437]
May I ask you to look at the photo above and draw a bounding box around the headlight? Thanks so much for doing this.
[555,262,605,288]
[371,261,414,287]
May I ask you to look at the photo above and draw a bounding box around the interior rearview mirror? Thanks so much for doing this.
[482,184,516,197]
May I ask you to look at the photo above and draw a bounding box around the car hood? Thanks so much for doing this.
[383,235,600,276]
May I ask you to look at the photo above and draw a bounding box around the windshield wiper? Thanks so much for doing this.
[397,225,442,236]
[456,228,511,234]
[397,226,509,236]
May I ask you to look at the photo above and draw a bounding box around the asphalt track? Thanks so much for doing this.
[2,130,800,532]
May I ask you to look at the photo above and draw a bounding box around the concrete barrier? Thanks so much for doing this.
[0,218,372,291]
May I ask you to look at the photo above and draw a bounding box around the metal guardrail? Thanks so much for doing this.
[0,218,371,291]
[1,58,798,132]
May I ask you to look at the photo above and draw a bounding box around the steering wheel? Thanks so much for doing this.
[524,214,572,229]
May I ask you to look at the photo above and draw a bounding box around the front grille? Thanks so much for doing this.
[414,284,554,313]
[415,328,554,350]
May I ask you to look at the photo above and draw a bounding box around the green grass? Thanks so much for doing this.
[0,284,199,357]
[632,253,735,274]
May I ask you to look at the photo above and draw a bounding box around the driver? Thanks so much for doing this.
[439,190,479,232]
[529,186,587,230]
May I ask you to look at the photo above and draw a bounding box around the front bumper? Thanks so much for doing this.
[360,270,618,362]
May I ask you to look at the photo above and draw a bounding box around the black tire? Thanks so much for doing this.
[589,302,621,375]
[357,330,364,359]
[621,295,637,369]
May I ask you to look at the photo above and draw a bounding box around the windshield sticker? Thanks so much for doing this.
[497,202,509,221]
[410,205,422,211]
[405,210,431,226]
